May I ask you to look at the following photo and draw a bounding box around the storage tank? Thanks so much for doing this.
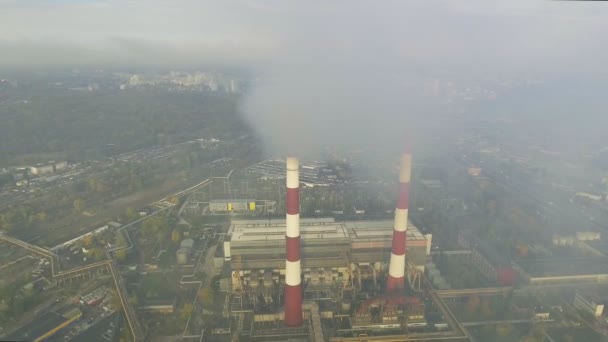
[341,301,351,313]
[176,248,189,265]
[180,238,194,249]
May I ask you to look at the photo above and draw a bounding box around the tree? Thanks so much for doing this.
[109,290,122,310]
[464,295,481,315]
[115,249,127,261]
[480,299,494,318]
[82,234,94,247]
[171,229,181,244]
[126,207,138,221]
[496,322,513,337]
[519,336,543,342]
[73,198,86,212]
[180,303,193,321]
[88,248,105,260]
[35,211,47,223]
[197,287,214,306]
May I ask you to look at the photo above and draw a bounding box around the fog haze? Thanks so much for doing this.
[2,0,608,154]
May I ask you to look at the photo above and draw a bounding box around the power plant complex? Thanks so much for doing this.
[220,152,455,341]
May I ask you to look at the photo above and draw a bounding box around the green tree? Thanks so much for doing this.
[35,211,47,223]
[115,249,127,261]
[73,198,86,212]
[126,207,138,221]
[87,248,105,260]
[109,290,122,310]
[480,299,494,318]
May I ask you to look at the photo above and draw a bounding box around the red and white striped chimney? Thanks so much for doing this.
[284,157,303,326]
[386,151,412,292]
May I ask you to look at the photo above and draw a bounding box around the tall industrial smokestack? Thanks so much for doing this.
[284,157,303,326]
[387,151,412,292]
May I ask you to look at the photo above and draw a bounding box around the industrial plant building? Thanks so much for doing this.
[515,257,608,285]
[222,217,433,339]
[573,292,605,318]
[225,218,431,292]
[215,153,467,341]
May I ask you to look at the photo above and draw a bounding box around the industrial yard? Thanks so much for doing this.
[3,128,608,341]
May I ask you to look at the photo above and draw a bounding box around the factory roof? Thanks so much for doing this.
[345,221,427,241]
[210,199,254,203]
[517,257,608,277]
[229,218,427,244]
[230,219,348,242]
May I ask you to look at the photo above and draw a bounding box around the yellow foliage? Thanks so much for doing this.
[197,287,214,306]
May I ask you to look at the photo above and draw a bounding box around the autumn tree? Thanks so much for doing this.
[197,287,214,306]
[496,322,513,337]
[180,303,193,321]
[171,229,181,244]
[82,234,94,247]
[465,295,481,315]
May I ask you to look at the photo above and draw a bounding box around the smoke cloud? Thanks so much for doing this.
[238,1,608,157]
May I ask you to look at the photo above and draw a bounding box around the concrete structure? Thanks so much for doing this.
[467,167,482,176]
[80,286,109,306]
[387,152,412,292]
[29,164,54,176]
[575,192,604,202]
[514,257,608,285]
[55,161,68,171]
[284,157,303,326]
[552,234,575,246]
[573,292,604,317]
[139,298,177,314]
[28,161,68,176]
[576,231,601,241]
[209,199,256,213]
[533,306,551,321]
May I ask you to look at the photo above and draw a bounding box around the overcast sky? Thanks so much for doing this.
[2,0,607,155]
[1,0,607,73]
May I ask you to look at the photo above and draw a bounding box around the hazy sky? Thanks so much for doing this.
[1,0,607,72]
[2,0,608,155]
